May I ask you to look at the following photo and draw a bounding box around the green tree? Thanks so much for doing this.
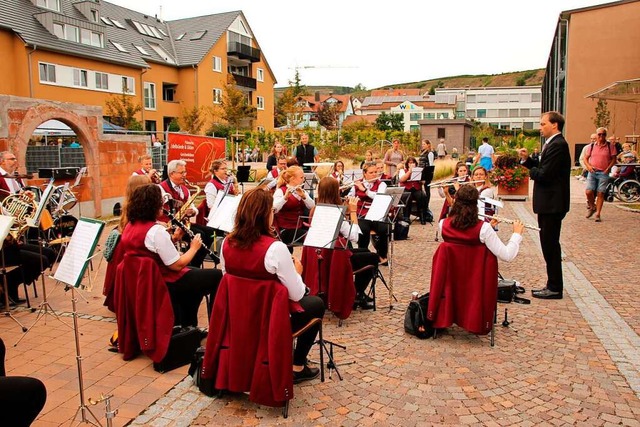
[375,112,404,131]
[592,99,611,129]
[105,92,142,130]
[178,106,210,134]
[219,75,257,129]
[317,101,341,130]
[275,72,309,129]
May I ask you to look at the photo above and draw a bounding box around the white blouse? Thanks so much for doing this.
[438,220,522,262]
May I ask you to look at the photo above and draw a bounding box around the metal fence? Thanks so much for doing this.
[25,146,87,174]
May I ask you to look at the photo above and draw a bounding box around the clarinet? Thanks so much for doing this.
[162,208,219,262]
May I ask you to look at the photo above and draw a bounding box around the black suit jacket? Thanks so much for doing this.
[519,157,535,169]
[529,134,571,215]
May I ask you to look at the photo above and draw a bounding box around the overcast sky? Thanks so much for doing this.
[108,0,609,89]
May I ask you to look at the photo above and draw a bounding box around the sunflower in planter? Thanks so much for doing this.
[489,153,529,192]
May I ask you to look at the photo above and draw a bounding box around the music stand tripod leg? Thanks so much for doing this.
[1,252,28,332]
[15,237,72,347]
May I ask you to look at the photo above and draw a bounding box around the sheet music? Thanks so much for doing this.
[0,215,14,250]
[27,180,56,228]
[54,218,104,287]
[208,194,240,233]
[365,194,392,222]
[344,169,363,181]
[303,204,345,249]
[73,167,87,187]
[409,167,423,181]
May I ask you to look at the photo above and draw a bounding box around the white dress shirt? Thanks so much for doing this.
[273,187,315,212]
[144,224,181,266]
[219,239,306,302]
[438,220,522,262]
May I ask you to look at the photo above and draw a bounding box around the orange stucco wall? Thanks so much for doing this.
[564,2,640,149]
[0,28,275,133]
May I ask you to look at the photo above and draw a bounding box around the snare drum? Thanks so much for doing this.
[48,185,78,213]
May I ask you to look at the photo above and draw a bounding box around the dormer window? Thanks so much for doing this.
[35,0,60,12]
[90,9,99,23]
[52,21,102,47]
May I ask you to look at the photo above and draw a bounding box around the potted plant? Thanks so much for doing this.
[490,153,530,197]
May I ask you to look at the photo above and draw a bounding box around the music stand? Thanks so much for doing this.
[17,180,71,346]
[303,203,353,380]
[365,193,401,311]
[235,165,253,193]
[52,217,106,426]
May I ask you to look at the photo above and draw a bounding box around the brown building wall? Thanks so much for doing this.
[420,121,473,155]
[564,2,640,151]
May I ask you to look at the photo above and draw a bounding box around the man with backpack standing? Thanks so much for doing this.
[583,127,617,222]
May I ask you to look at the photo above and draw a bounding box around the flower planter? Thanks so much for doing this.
[497,177,529,201]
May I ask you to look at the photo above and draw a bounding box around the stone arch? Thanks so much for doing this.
[9,100,103,216]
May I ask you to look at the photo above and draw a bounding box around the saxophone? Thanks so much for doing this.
[175,179,202,227]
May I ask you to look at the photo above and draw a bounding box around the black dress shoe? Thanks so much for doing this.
[293,365,320,384]
[531,287,549,294]
[532,288,562,299]
[358,299,374,310]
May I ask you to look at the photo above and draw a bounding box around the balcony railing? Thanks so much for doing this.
[227,42,261,62]
[232,74,257,90]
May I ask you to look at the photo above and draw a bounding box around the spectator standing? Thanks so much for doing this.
[293,133,318,172]
[475,137,495,171]
[383,139,405,179]
[436,138,447,159]
[584,127,617,222]
[530,147,540,168]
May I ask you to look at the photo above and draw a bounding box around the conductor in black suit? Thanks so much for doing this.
[525,112,571,300]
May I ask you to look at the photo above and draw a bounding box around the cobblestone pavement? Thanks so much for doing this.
[2,178,639,426]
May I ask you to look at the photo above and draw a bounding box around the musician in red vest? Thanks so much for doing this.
[0,151,56,305]
[429,186,524,333]
[132,154,161,183]
[120,184,221,328]
[265,156,287,192]
[273,166,315,247]
[398,156,427,224]
[197,160,236,226]
[159,159,215,267]
[348,162,389,265]
[219,188,324,383]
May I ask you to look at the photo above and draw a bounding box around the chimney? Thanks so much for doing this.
[315,91,320,102]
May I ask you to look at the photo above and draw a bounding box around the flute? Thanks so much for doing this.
[428,175,468,187]
[478,213,540,231]
[429,179,485,188]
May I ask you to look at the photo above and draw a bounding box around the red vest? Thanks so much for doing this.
[159,180,190,222]
[355,179,381,216]
[223,236,278,280]
[274,186,305,230]
[401,179,421,191]
[120,221,188,283]
[0,175,24,201]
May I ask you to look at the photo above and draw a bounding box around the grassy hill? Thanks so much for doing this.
[275,68,544,98]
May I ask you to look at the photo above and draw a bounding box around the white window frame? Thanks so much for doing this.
[73,69,88,87]
[36,0,59,11]
[111,19,126,29]
[111,41,128,53]
[213,88,222,104]
[257,96,265,110]
[38,63,56,83]
[65,25,79,43]
[212,56,222,72]
[95,72,108,90]
[53,23,64,38]
[257,68,264,82]
[144,82,157,110]
[134,45,150,55]
[122,76,134,94]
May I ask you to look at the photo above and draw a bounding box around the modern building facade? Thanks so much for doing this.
[0,0,277,135]
[543,0,640,160]
[359,95,455,133]
[435,86,542,131]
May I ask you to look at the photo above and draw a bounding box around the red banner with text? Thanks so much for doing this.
[167,133,226,187]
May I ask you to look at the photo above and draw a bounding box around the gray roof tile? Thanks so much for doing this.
[0,0,242,69]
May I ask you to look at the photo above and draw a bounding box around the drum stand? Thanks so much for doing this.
[1,250,27,332]
[15,235,71,346]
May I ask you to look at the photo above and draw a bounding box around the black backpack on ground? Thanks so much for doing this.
[404,293,434,339]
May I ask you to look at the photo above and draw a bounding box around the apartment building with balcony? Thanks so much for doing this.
[0,0,277,134]
[435,86,542,131]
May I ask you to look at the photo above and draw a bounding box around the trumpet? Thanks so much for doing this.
[478,213,540,231]
[150,169,162,183]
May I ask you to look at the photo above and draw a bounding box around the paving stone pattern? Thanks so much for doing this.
[1,178,639,426]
